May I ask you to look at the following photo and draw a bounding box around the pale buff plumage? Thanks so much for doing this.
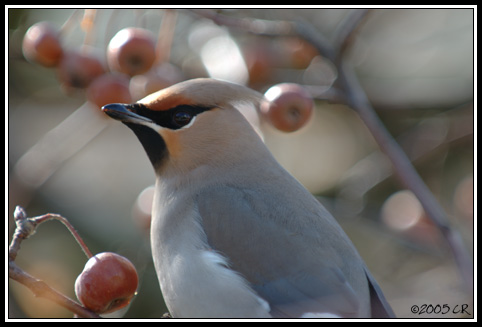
[102,78,395,318]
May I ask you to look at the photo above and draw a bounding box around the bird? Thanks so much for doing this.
[102,78,395,318]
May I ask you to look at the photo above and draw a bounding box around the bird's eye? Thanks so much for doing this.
[172,111,192,127]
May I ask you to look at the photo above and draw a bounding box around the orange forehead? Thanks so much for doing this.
[137,91,194,111]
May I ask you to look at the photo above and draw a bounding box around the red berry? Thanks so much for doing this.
[87,72,132,109]
[22,21,63,67]
[57,49,105,91]
[107,27,156,76]
[75,252,138,314]
[261,83,314,132]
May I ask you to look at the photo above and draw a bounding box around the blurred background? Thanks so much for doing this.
[7,8,474,319]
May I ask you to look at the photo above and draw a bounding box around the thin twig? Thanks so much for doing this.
[156,9,178,64]
[339,103,473,206]
[59,9,83,38]
[80,9,98,49]
[188,9,296,36]
[332,9,371,60]
[294,19,336,62]
[9,261,100,318]
[33,213,94,259]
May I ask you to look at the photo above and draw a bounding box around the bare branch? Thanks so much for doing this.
[189,9,295,36]
[9,261,100,318]
[8,206,100,318]
[332,9,371,59]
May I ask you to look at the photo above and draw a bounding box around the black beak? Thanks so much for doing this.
[102,103,153,124]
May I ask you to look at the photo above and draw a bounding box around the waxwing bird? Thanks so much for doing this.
[102,78,395,318]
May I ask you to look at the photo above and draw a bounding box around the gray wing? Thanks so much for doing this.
[196,185,379,318]
[365,267,396,318]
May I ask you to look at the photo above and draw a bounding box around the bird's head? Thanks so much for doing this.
[102,78,266,175]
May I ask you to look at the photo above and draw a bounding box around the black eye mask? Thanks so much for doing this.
[127,103,213,130]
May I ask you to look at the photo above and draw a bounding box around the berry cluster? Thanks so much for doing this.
[22,18,315,133]
[22,21,183,110]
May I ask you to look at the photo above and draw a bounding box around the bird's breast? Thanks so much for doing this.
[149,199,270,318]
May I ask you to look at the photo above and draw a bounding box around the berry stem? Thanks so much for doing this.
[33,212,94,259]
[59,9,83,38]
[81,9,97,49]
[156,9,177,64]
